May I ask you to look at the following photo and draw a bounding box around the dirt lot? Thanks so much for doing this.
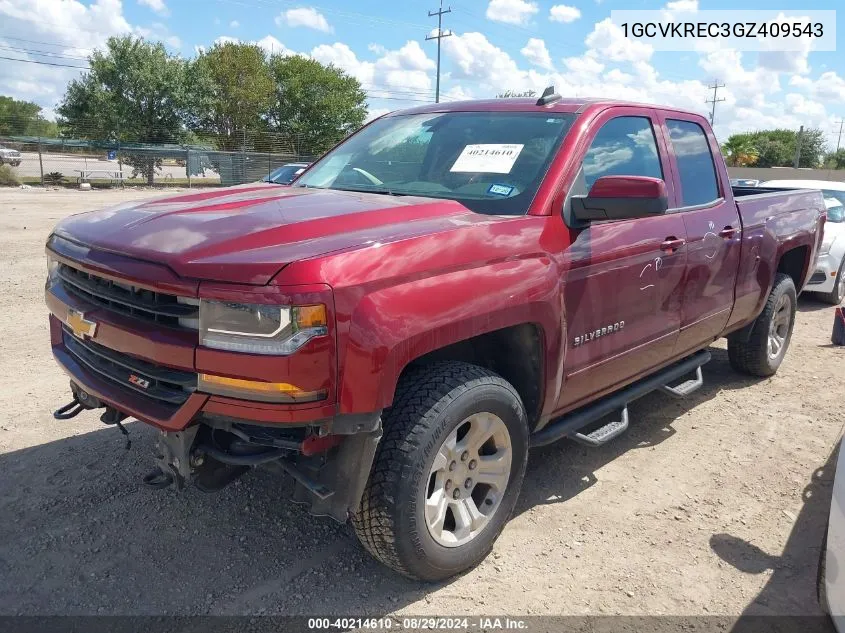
[0,187,842,617]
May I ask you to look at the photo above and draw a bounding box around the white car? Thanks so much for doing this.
[0,145,22,167]
[761,180,845,304]
[821,439,845,632]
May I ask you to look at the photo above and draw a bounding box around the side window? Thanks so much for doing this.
[666,119,720,207]
[582,116,662,189]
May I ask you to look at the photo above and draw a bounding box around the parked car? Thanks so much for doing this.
[820,438,845,632]
[44,95,825,580]
[262,162,309,185]
[0,145,22,167]
[761,180,845,304]
[730,178,760,187]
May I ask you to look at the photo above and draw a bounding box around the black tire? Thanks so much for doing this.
[728,273,797,377]
[352,361,528,581]
[818,258,845,305]
[818,525,830,614]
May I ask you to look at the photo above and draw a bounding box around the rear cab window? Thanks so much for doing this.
[666,119,720,207]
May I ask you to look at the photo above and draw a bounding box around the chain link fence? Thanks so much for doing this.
[0,135,318,187]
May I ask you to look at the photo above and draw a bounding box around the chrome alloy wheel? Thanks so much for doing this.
[424,412,512,548]
[768,293,792,360]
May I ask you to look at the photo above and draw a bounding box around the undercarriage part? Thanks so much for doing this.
[100,407,131,449]
[151,426,199,489]
[141,468,174,489]
[291,427,382,522]
[197,443,288,466]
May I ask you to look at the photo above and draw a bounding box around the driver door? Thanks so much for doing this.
[556,109,688,411]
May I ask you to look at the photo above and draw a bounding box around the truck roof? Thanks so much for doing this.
[390,97,705,119]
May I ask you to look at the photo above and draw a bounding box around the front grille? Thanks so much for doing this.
[62,328,196,406]
[809,270,827,285]
[57,264,198,329]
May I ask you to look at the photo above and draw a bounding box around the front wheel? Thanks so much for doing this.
[352,361,528,581]
[728,273,797,376]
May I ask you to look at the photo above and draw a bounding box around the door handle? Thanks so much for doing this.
[718,226,738,238]
[660,237,685,252]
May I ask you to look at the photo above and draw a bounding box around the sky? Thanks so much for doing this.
[0,0,843,149]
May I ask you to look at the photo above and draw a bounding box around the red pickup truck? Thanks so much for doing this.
[45,93,826,581]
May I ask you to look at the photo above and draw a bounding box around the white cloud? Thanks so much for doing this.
[229,20,240,28]
[138,0,168,16]
[789,71,845,104]
[277,7,333,33]
[549,4,581,23]
[486,0,539,25]
[213,35,296,57]
[311,40,435,93]
[562,55,604,77]
[365,107,392,122]
[584,18,652,63]
[520,38,553,70]
[664,0,698,12]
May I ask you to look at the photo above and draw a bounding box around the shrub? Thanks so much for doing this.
[0,164,20,187]
[44,172,64,186]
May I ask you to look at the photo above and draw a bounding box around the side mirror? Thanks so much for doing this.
[571,175,668,222]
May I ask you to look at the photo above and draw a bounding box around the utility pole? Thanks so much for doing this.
[426,0,452,103]
[706,80,726,126]
[835,119,844,153]
[794,125,804,168]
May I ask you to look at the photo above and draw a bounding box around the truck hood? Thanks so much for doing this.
[53,184,485,284]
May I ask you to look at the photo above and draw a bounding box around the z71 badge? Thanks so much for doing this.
[572,321,625,347]
[128,374,151,389]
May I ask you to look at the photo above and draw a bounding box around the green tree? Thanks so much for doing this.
[824,148,845,170]
[721,134,759,167]
[266,55,367,156]
[58,36,190,184]
[729,128,827,168]
[190,42,274,151]
[0,96,58,137]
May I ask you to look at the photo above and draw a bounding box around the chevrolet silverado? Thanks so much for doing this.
[45,91,826,580]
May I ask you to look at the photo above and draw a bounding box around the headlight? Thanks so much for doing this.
[199,300,327,355]
[820,233,835,255]
[46,255,60,286]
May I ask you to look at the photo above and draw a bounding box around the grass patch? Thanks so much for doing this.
[0,164,21,187]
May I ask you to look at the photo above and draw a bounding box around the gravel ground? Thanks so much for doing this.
[0,187,843,617]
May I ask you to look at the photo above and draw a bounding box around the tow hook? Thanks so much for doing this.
[53,383,101,420]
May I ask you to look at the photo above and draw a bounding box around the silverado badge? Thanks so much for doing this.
[66,309,98,340]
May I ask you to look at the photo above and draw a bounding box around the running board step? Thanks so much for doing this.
[572,407,629,447]
[530,350,711,448]
[659,366,704,398]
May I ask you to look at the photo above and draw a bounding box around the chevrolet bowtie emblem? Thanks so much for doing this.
[66,309,97,340]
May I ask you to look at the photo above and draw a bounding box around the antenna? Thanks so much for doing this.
[536,86,561,106]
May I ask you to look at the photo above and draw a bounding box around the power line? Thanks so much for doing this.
[425,0,452,104]
[0,55,89,69]
[0,45,89,61]
[706,80,725,125]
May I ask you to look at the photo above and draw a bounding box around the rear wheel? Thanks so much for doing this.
[352,361,528,581]
[728,273,797,376]
[818,258,845,305]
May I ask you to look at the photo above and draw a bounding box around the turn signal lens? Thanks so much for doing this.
[294,304,327,329]
[198,373,326,404]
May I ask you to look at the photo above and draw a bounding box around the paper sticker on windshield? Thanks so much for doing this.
[488,184,514,197]
[450,144,524,174]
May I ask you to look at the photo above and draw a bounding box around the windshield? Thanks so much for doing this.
[293,111,576,215]
[822,190,845,223]
[265,165,306,184]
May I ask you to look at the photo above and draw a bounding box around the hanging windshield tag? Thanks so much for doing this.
[450,144,524,174]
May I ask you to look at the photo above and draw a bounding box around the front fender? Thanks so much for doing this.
[336,257,561,415]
